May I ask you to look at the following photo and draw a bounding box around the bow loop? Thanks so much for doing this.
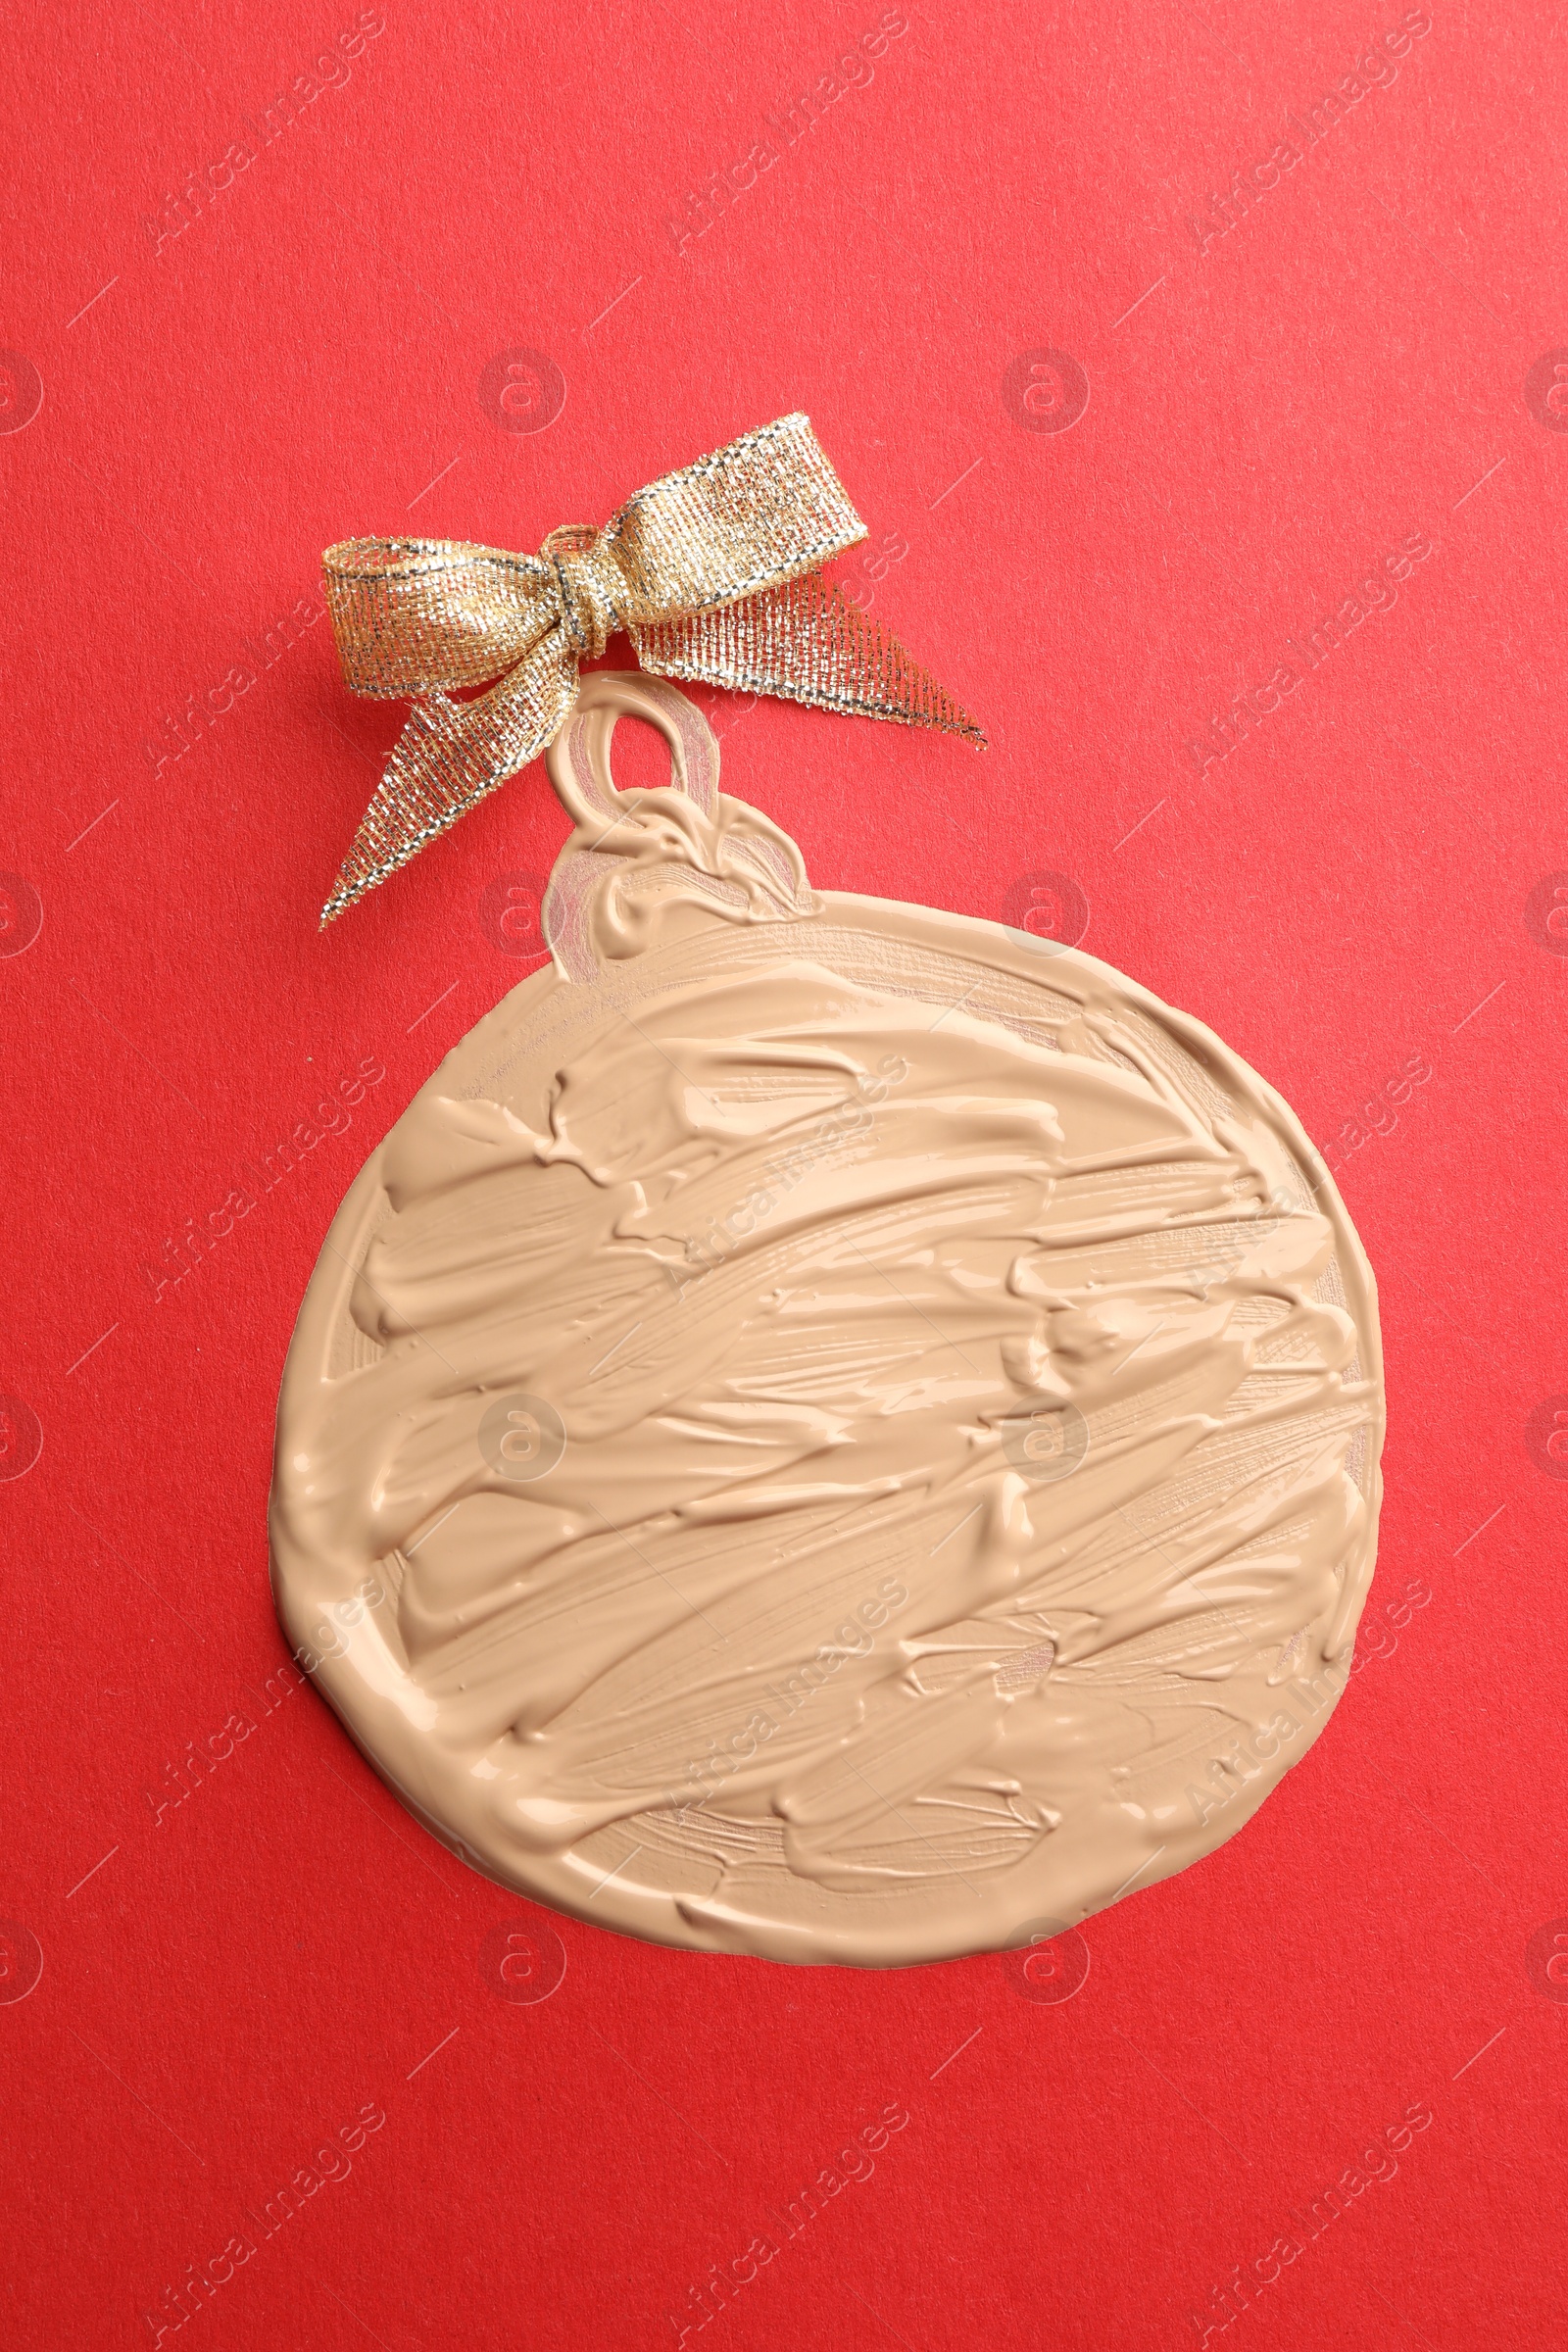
[318,414,983,925]
[322,538,556,697]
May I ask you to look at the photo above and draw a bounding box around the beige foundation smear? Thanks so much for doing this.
[270,673,1383,1966]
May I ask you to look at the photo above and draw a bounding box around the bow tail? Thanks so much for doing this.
[631,572,986,748]
[320,637,577,926]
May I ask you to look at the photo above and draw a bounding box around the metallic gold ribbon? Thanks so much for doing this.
[318,413,983,923]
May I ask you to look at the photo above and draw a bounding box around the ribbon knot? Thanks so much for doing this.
[541,524,623,659]
[318,414,983,925]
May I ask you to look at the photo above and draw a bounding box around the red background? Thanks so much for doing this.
[2,3,1565,2345]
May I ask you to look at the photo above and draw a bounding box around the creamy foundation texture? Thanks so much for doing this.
[271,674,1383,1966]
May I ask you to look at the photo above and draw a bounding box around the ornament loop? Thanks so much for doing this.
[545,670,718,832]
[541,672,809,984]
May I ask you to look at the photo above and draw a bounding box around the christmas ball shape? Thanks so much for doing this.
[271,674,1382,1967]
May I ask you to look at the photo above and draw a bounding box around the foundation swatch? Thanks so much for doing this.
[271,674,1382,1966]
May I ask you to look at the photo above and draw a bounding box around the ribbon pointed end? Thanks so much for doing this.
[636,575,984,754]
[318,876,358,930]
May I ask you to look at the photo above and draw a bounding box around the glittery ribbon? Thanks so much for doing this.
[318,413,983,923]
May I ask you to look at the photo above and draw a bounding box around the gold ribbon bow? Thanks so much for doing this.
[318,413,983,923]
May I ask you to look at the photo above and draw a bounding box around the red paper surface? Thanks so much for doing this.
[2,4,1564,2345]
